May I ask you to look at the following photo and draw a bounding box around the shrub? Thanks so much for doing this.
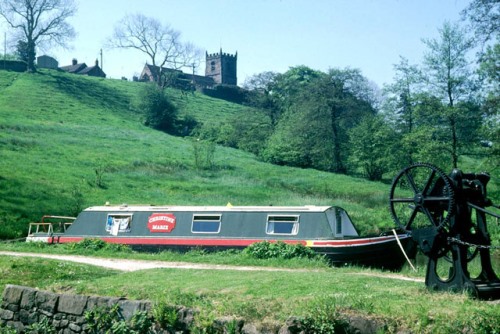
[152,301,181,331]
[0,324,17,334]
[139,84,179,134]
[244,241,318,260]
[192,139,216,170]
[300,297,348,334]
[68,238,131,253]
[25,317,56,334]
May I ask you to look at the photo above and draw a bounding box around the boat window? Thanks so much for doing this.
[266,215,299,235]
[192,214,221,233]
[335,210,342,235]
[106,214,132,235]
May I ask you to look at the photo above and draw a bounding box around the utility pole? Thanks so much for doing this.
[4,32,6,70]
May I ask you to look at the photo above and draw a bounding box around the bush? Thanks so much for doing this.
[201,84,249,104]
[139,84,179,134]
[69,238,131,252]
[244,241,318,260]
[300,297,348,334]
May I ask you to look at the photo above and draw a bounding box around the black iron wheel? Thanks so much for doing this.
[389,163,455,232]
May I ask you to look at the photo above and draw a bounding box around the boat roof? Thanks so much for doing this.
[84,204,334,213]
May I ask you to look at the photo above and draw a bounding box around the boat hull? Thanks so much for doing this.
[42,233,416,270]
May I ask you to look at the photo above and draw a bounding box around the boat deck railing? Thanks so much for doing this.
[27,215,76,236]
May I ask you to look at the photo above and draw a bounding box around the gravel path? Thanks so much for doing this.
[0,251,425,282]
[0,251,309,272]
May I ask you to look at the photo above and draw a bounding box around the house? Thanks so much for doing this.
[37,55,58,69]
[59,58,106,78]
[139,64,215,89]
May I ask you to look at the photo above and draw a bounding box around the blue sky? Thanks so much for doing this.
[2,0,470,87]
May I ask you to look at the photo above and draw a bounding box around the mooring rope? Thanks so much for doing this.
[392,229,417,272]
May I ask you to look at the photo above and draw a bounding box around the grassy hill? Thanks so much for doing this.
[0,70,496,240]
[1,70,499,333]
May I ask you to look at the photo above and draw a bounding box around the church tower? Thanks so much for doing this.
[205,49,237,86]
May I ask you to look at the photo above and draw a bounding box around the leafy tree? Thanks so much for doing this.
[242,71,281,126]
[349,114,397,181]
[15,40,30,64]
[269,65,324,114]
[261,103,318,168]
[461,1,499,172]
[108,13,201,88]
[382,57,423,165]
[194,111,272,156]
[461,0,499,46]
[0,0,76,72]
[263,67,376,173]
[139,84,179,134]
[422,21,480,167]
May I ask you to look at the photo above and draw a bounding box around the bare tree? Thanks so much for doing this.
[108,13,202,87]
[0,0,76,72]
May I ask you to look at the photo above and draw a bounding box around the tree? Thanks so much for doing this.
[262,67,376,173]
[108,14,201,88]
[422,21,480,167]
[16,40,30,64]
[461,0,499,46]
[242,71,281,126]
[462,1,499,171]
[0,0,76,72]
[382,57,423,166]
[349,114,397,181]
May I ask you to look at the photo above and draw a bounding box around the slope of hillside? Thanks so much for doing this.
[0,70,410,238]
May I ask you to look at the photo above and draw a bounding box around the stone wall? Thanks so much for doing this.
[0,285,152,333]
[0,60,27,72]
[0,285,386,333]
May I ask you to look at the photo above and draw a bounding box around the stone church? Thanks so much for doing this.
[139,49,237,88]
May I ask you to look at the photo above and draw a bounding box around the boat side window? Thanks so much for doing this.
[335,210,342,235]
[192,214,221,233]
[266,215,299,235]
[106,214,132,234]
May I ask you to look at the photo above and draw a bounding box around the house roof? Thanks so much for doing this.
[59,63,87,74]
[141,64,215,87]
[59,61,106,78]
[78,65,105,76]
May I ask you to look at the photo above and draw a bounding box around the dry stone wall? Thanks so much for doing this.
[0,285,152,333]
[0,285,386,334]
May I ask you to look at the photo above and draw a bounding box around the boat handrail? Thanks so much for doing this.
[28,216,76,236]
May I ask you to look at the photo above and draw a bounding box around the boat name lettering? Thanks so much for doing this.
[147,213,176,233]
[149,215,175,223]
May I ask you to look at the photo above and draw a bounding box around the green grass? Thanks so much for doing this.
[0,251,498,333]
[1,69,499,333]
[0,69,416,238]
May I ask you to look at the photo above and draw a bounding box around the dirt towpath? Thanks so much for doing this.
[0,251,424,282]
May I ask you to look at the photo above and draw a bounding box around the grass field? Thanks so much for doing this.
[0,70,413,238]
[1,69,499,333]
[0,244,499,333]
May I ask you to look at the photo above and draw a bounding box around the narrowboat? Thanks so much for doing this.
[27,204,415,270]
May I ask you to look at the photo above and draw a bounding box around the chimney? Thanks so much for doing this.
[72,58,77,65]
[95,59,99,67]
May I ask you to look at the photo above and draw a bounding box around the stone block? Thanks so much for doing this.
[36,290,59,314]
[2,285,25,305]
[118,300,151,320]
[58,294,88,315]
[20,288,36,309]
[0,309,14,321]
[68,322,81,332]
[6,320,24,333]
